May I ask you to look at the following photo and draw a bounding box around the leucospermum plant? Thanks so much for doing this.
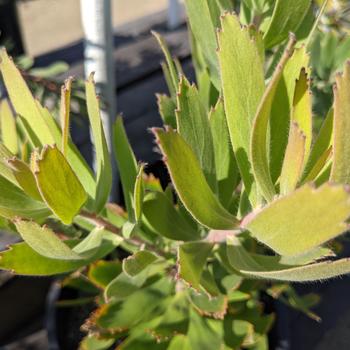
[1,0,350,349]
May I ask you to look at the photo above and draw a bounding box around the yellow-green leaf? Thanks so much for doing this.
[60,77,72,156]
[280,122,306,195]
[6,157,42,200]
[35,145,87,224]
[0,49,54,145]
[0,99,18,154]
[14,219,82,260]
[85,74,112,212]
[302,108,333,182]
[331,62,350,184]
[291,68,312,163]
[113,116,138,220]
[176,76,217,191]
[251,35,296,202]
[270,46,310,182]
[133,163,144,222]
[242,183,350,256]
[0,174,49,220]
[227,237,350,282]
[153,128,238,229]
[218,13,265,206]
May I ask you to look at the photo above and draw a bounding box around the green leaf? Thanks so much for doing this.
[251,35,296,202]
[85,74,112,212]
[123,251,158,277]
[14,219,82,260]
[291,68,312,163]
[152,31,179,96]
[60,77,72,157]
[104,271,149,301]
[263,0,312,48]
[6,157,42,200]
[189,291,227,319]
[242,183,350,256]
[178,241,214,290]
[279,122,306,195]
[302,108,333,182]
[209,98,239,207]
[176,77,217,191]
[36,102,96,200]
[113,116,138,220]
[35,145,87,224]
[142,191,200,241]
[156,94,177,128]
[0,174,49,220]
[0,49,54,145]
[270,46,310,182]
[184,0,220,89]
[80,336,114,350]
[153,128,238,229]
[0,99,18,154]
[168,335,191,350]
[0,231,121,276]
[227,236,350,282]
[331,62,350,184]
[88,260,122,288]
[0,143,18,185]
[133,164,145,222]
[218,13,265,206]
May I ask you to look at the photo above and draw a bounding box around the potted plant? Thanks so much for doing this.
[1,0,350,348]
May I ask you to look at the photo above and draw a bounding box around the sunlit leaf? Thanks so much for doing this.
[6,157,42,200]
[113,116,138,220]
[242,183,350,256]
[60,77,72,157]
[133,163,145,222]
[35,145,87,224]
[209,98,239,208]
[218,13,265,206]
[251,35,296,201]
[0,99,18,154]
[279,122,305,195]
[331,62,350,184]
[85,74,112,213]
[0,49,54,145]
[156,94,177,128]
[14,219,82,260]
[176,76,217,191]
[153,128,238,229]
[0,174,49,220]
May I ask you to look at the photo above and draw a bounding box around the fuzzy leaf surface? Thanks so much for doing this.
[218,13,265,206]
[280,122,305,195]
[85,74,112,212]
[242,184,350,256]
[331,62,350,184]
[35,145,87,224]
[178,241,214,290]
[263,0,312,48]
[251,36,296,201]
[176,77,217,190]
[0,175,49,220]
[142,191,200,241]
[14,219,82,260]
[113,117,138,221]
[0,100,18,154]
[0,49,54,145]
[227,237,350,282]
[154,128,238,229]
